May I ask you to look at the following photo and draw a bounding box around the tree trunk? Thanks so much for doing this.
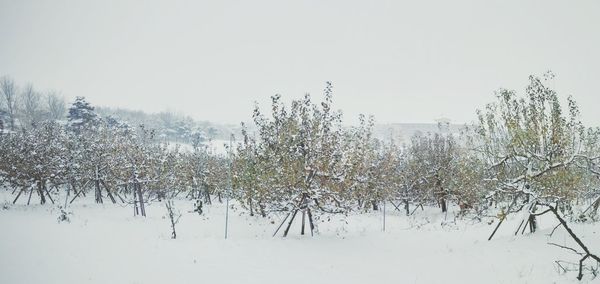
[372,200,379,211]
[307,208,315,236]
[528,215,537,233]
[440,197,447,213]
[132,185,139,216]
[95,166,103,203]
[437,181,447,213]
[64,183,73,208]
[95,180,102,204]
[37,181,46,205]
[136,182,146,217]
[204,186,212,205]
[248,198,254,217]
[259,203,266,218]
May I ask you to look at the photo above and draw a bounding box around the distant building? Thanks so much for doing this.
[435,117,452,132]
[435,117,452,125]
[374,122,463,144]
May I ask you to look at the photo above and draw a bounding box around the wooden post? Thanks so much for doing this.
[43,182,54,204]
[100,180,117,204]
[27,184,34,205]
[488,195,518,241]
[273,211,292,237]
[283,210,298,237]
[12,188,24,204]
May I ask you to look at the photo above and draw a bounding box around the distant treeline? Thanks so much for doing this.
[0,75,238,142]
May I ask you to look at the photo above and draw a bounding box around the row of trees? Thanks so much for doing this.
[95,106,228,143]
[0,76,234,143]
[0,118,231,212]
[0,75,598,219]
[0,76,67,131]
[2,74,600,219]
[2,72,599,278]
[228,74,600,278]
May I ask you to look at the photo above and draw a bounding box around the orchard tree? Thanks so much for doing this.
[69,121,127,204]
[473,73,588,234]
[149,143,188,201]
[575,127,600,220]
[232,123,270,217]
[0,121,66,204]
[472,73,600,279]
[240,83,353,236]
[182,143,211,201]
[121,125,158,217]
[343,114,387,211]
[403,129,459,213]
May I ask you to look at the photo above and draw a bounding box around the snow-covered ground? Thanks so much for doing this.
[1,193,599,284]
[169,139,231,156]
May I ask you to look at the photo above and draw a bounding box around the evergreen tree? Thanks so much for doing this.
[67,96,98,132]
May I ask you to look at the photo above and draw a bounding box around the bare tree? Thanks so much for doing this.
[21,84,45,128]
[0,76,18,130]
[47,91,66,121]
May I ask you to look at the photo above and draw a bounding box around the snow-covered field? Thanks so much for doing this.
[1,193,599,284]
[169,139,231,155]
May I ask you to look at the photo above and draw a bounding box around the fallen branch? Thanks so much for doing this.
[538,203,600,280]
[548,242,584,256]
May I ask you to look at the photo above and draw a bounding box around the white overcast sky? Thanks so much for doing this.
[1,0,599,125]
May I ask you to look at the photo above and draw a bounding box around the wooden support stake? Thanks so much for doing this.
[273,211,292,237]
[283,209,298,237]
[12,188,24,204]
[301,210,306,235]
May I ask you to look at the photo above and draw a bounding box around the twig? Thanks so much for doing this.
[547,223,562,237]
[548,242,584,256]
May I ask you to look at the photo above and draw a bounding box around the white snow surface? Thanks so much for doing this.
[1,193,599,284]
[169,139,230,155]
